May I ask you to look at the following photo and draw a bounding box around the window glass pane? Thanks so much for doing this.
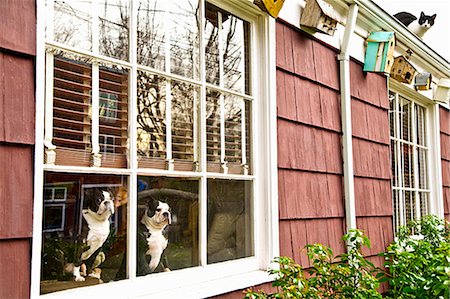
[402,143,413,188]
[168,0,200,79]
[40,172,128,294]
[415,104,426,146]
[52,55,93,167]
[389,92,396,137]
[404,191,414,224]
[205,3,251,95]
[207,179,253,264]
[221,11,250,94]
[205,4,220,86]
[99,64,129,168]
[206,89,222,170]
[98,0,130,61]
[137,72,167,168]
[171,81,200,170]
[224,95,251,174]
[400,96,411,142]
[53,0,92,51]
[417,148,428,189]
[418,192,429,219]
[391,140,398,187]
[206,90,251,174]
[136,176,199,275]
[137,0,165,70]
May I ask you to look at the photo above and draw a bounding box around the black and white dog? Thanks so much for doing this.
[137,196,172,275]
[69,189,114,281]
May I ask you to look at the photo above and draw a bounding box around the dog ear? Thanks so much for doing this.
[146,196,159,217]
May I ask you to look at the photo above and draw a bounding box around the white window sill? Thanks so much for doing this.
[40,268,273,299]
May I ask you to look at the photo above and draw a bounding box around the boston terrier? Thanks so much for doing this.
[137,197,172,275]
[69,189,115,281]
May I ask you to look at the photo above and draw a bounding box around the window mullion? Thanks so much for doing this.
[128,0,138,281]
[164,7,174,170]
[412,102,421,220]
[44,51,56,164]
[395,95,405,227]
[91,0,101,166]
[199,0,208,267]
[218,12,227,174]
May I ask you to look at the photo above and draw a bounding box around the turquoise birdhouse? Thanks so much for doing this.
[363,32,395,74]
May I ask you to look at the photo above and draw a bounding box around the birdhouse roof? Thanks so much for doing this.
[314,0,340,21]
[366,32,395,43]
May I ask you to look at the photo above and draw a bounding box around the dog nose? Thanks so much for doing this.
[163,212,169,217]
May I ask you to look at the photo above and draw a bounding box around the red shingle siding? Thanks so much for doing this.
[0,1,35,297]
[0,146,33,239]
[0,239,31,299]
[0,52,35,144]
[276,22,346,270]
[0,0,36,55]
[275,21,392,275]
[440,107,450,220]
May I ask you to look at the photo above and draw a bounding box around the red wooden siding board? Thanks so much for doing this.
[319,86,341,132]
[282,25,295,72]
[441,133,450,161]
[0,146,33,239]
[294,76,321,126]
[312,42,340,90]
[277,119,342,173]
[0,52,35,144]
[277,70,298,120]
[356,216,393,256]
[349,61,388,109]
[0,239,30,299]
[443,187,450,214]
[211,282,274,299]
[282,219,345,268]
[440,107,450,135]
[352,99,389,145]
[292,30,316,80]
[278,169,344,219]
[289,220,308,266]
[279,220,294,258]
[276,21,287,69]
[355,177,392,217]
[0,0,36,55]
[353,138,391,179]
[442,160,450,187]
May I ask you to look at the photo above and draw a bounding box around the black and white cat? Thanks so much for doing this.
[394,11,436,38]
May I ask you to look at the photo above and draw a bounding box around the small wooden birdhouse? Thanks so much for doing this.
[363,32,395,73]
[253,0,285,18]
[414,72,432,90]
[390,56,417,84]
[300,0,340,36]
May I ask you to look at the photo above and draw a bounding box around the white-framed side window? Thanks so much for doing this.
[32,0,278,298]
[389,87,443,232]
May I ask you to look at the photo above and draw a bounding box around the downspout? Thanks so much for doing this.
[338,3,359,232]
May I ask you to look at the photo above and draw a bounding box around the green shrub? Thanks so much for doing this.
[244,216,450,299]
[245,229,382,299]
[379,215,450,299]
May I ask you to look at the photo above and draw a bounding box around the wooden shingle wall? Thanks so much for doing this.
[276,20,393,268]
[0,0,36,298]
[440,107,450,222]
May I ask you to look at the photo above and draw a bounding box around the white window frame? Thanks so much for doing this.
[389,79,444,232]
[31,0,279,298]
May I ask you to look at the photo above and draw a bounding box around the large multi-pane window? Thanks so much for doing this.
[37,0,274,296]
[389,91,430,232]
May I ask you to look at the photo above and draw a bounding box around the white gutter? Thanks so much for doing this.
[338,3,359,231]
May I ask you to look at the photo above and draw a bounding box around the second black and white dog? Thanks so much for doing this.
[69,189,115,281]
[137,197,172,275]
